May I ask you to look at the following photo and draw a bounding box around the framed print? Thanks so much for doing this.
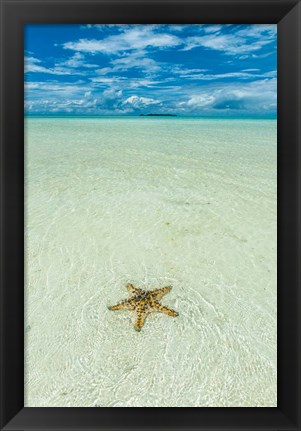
[0,0,300,430]
[24,23,279,408]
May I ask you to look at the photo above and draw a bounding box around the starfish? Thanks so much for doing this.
[108,283,178,331]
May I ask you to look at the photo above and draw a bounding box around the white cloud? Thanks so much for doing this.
[236,24,276,39]
[25,96,98,113]
[25,57,70,75]
[60,52,99,69]
[167,24,187,32]
[24,80,90,97]
[182,94,216,107]
[242,68,260,72]
[182,25,276,56]
[24,82,41,90]
[80,24,125,31]
[111,51,160,73]
[25,82,161,114]
[183,34,269,55]
[173,67,208,75]
[122,95,161,108]
[24,55,92,76]
[63,26,181,54]
[202,25,222,34]
[177,70,277,81]
[24,82,106,113]
[90,76,126,85]
[92,51,161,75]
[128,78,169,88]
[178,78,276,113]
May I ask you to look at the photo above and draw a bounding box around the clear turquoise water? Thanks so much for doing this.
[25,117,277,407]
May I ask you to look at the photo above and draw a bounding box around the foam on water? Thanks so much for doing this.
[24,117,277,407]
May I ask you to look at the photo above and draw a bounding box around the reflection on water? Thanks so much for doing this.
[24,118,277,407]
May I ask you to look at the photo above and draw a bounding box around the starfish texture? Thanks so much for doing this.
[108,283,179,331]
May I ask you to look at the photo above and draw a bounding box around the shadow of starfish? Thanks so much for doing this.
[108,283,179,331]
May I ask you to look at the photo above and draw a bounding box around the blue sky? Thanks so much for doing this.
[24,24,277,117]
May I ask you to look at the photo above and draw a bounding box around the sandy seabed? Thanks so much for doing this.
[24,117,277,407]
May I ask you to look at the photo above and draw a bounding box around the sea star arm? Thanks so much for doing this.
[108,299,135,311]
[126,283,143,295]
[154,302,178,317]
[152,285,172,301]
[134,311,147,332]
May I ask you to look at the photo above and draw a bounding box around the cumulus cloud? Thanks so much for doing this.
[122,95,161,108]
[183,94,216,107]
[24,80,162,114]
[178,78,276,114]
[25,81,122,114]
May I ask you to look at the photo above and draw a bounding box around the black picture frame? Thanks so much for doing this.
[0,0,300,430]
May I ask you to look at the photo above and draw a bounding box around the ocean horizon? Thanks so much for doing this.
[25,114,277,120]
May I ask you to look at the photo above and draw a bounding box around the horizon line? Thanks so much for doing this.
[24,114,277,119]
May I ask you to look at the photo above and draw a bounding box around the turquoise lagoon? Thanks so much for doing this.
[24,117,277,407]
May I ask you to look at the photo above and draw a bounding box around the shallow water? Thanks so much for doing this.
[24,117,277,407]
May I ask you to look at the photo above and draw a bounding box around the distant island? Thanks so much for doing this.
[139,114,177,117]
